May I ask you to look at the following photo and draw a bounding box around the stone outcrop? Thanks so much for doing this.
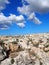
[0,46,6,62]
[0,33,49,65]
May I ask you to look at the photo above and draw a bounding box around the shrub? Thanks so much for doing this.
[0,40,4,47]
[40,61,43,65]
[12,41,17,44]
[11,58,15,64]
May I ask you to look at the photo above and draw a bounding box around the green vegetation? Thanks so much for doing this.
[40,61,43,65]
[12,41,17,44]
[0,40,4,47]
[11,58,15,64]
[39,40,43,43]
[33,43,39,47]
[47,38,49,43]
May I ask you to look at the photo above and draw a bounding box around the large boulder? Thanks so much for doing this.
[0,46,6,61]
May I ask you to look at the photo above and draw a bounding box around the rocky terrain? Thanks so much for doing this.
[0,33,49,65]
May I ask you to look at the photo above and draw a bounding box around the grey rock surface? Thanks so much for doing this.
[0,33,49,65]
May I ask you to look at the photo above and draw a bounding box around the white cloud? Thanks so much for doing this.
[22,0,49,13]
[17,0,49,24]
[17,22,25,28]
[28,13,41,24]
[0,0,25,29]
[0,25,9,30]
[17,5,30,16]
[8,14,25,23]
[0,13,12,24]
[0,0,9,10]
[18,5,42,24]
[0,13,25,29]
[0,0,49,29]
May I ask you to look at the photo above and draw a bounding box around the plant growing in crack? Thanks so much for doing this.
[11,58,15,64]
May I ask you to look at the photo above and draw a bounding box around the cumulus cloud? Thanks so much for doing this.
[0,0,49,29]
[0,0,25,29]
[22,0,49,13]
[28,13,41,24]
[18,5,30,16]
[17,0,49,24]
[17,22,25,28]
[8,14,25,23]
[18,5,41,24]
[0,0,9,10]
[0,13,25,29]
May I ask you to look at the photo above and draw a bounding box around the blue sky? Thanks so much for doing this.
[0,0,49,35]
